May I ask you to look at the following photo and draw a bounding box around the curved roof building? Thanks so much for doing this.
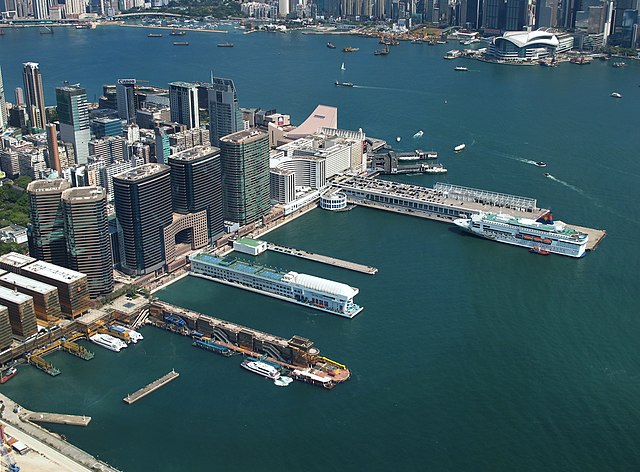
[487,30,569,61]
[291,273,359,300]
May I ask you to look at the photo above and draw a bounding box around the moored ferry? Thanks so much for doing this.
[241,359,281,380]
[0,366,17,384]
[90,333,128,352]
[453,211,589,257]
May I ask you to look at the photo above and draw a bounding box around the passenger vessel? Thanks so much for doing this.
[453,212,589,257]
[0,366,17,384]
[335,81,354,87]
[454,144,465,152]
[241,359,281,380]
[89,333,128,352]
[454,66,468,71]
[217,42,234,47]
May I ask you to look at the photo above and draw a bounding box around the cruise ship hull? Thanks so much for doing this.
[190,272,364,318]
[454,218,587,258]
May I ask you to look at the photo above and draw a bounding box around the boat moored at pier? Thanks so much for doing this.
[241,359,281,380]
[453,211,589,257]
[89,333,128,352]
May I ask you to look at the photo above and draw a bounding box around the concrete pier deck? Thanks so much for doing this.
[267,243,378,274]
[124,370,179,404]
[23,411,91,426]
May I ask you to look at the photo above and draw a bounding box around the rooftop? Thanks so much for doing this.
[27,179,70,194]
[0,285,33,304]
[0,252,37,269]
[169,145,220,162]
[61,186,106,202]
[220,128,267,145]
[22,260,86,283]
[169,81,197,89]
[287,105,338,139]
[235,238,265,248]
[113,163,170,182]
[0,272,57,294]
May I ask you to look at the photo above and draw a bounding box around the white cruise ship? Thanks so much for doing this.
[453,211,589,257]
[89,333,128,352]
[241,360,281,380]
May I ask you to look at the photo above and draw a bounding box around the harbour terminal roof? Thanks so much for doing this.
[292,273,358,299]
[492,31,559,49]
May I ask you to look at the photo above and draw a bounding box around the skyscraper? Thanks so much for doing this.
[0,66,6,132]
[116,78,137,123]
[32,0,48,19]
[169,81,200,129]
[45,123,61,174]
[14,87,25,107]
[219,129,271,226]
[22,62,47,131]
[207,77,243,147]
[113,164,173,275]
[56,84,90,165]
[27,179,71,267]
[61,187,113,298]
[169,145,224,241]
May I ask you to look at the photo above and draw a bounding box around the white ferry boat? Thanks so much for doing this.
[89,333,128,352]
[241,360,281,380]
[453,211,589,257]
[454,144,466,152]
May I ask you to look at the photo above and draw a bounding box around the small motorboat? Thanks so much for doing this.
[396,137,401,142]
[610,92,622,98]
[413,130,424,139]
[327,42,336,49]
[535,161,547,167]
[544,172,551,177]
[530,246,550,255]
[454,144,465,152]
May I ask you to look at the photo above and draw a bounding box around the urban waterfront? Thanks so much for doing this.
[1,27,640,471]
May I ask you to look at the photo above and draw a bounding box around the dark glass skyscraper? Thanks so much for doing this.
[22,62,46,131]
[113,164,173,276]
[207,77,243,147]
[61,187,113,298]
[27,179,71,267]
[169,145,224,242]
[116,79,138,123]
[219,129,271,226]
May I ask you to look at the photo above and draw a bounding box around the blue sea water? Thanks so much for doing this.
[1,26,640,471]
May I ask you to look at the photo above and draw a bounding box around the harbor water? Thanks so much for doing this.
[1,27,640,471]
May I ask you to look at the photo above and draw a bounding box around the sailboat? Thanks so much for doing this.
[341,62,346,71]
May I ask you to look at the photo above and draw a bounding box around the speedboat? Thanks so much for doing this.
[454,144,465,152]
[610,92,622,98]
[396,137,401,142]
[535,161,547,167]
[241,359,280,380]
[544,172,551,177]
[335,81,353,87]
[327,42,336,49]
[413,130,424,139]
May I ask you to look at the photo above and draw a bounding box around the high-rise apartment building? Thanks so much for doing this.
[207,77,243,147]
[116,79,137,123]
[169,145,224,241]
[32,0,48,19]
[0,286,37,339]
[56,85,91,165]
[220,129,271,226]
[169,81,200,129]
[22,62,47,131]
[27,179,70,267]
[61,187,113,298]
[0,66,6,132]
[113,164,173,275]
[0,305,12,351]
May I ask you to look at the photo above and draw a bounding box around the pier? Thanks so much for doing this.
[123,370,180,404]
[333,175,606,251]
[267,243,378,274]
[22,411,91,427]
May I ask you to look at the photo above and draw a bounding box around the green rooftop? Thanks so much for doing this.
[235,238,265,248]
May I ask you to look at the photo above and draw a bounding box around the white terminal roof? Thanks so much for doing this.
[22,260,86,283]
[0,252,37,269]
[0,272,57,294]
[0,285,33,304]
[494,30,559,48]
[291,272,358,299]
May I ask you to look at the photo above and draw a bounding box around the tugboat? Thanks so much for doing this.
[530,246,550,255]
[327,42,336,49]
[0,366,17,384]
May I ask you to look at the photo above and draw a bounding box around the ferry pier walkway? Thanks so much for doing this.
[124,370,180,404]
[266,243,378,274]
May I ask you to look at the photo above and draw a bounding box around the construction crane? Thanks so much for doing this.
[0,425,20,472]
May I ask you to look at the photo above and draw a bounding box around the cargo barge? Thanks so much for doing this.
[189,252,363,318]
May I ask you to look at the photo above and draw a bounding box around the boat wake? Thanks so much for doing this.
[545,175,586,195]
[352,85,431,95]
[493,151,538,166]
[274,376,293,387]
